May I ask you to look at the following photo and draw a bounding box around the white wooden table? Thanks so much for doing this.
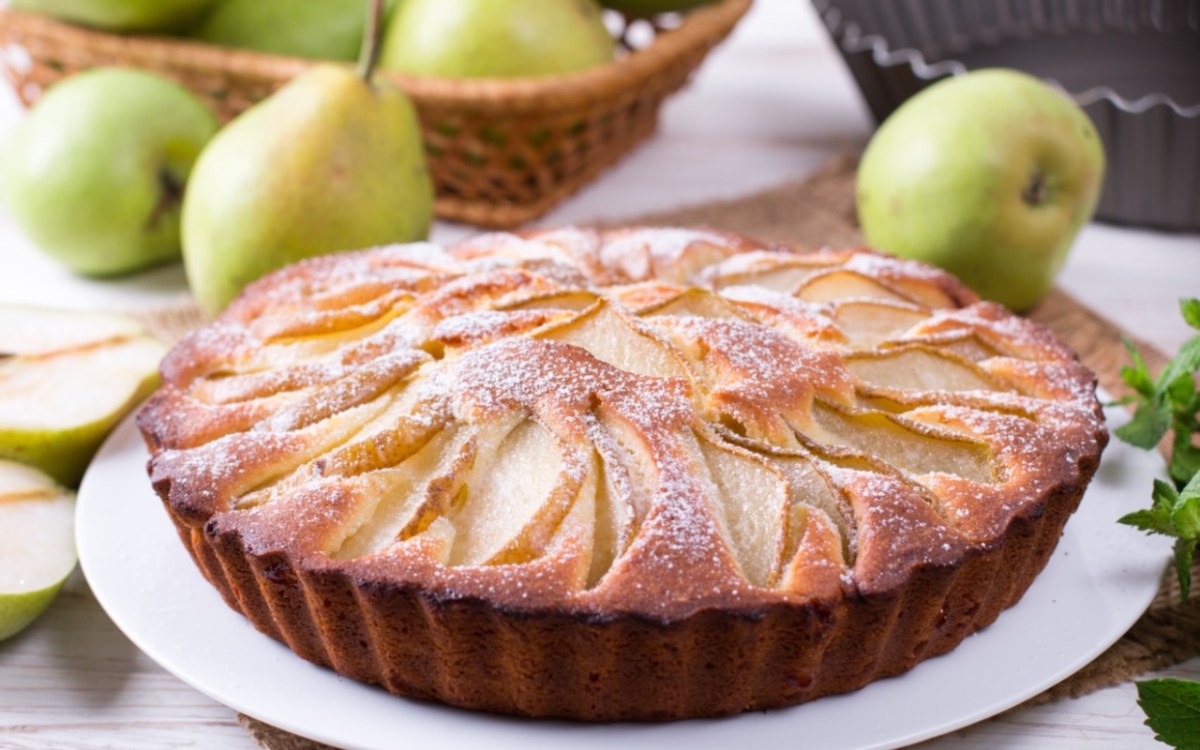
[2,2,1199,748]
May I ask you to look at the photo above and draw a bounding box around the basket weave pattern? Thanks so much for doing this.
[0,1,751,228]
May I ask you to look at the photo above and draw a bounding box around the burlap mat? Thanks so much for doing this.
[131,153,1199,749]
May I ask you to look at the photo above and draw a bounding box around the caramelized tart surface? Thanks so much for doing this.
[139,227,1106,719]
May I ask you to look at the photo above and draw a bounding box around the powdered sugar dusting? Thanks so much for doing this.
[141,228,1106,617]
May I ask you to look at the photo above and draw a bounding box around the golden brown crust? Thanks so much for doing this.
[138,226,1107,720]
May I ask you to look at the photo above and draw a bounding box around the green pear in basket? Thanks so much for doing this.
[182,0,433,315]
[380,0,614,78]
[188,0,400,61]
[11,0,216,32]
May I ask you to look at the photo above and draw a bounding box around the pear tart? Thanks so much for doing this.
[138,227,1106,720]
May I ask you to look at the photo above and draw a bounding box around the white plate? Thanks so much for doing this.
[78,405,1170,750]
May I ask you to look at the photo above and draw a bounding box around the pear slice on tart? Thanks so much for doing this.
[0,460,76,642]
[0,306,166,487]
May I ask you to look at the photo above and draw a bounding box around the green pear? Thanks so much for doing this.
[10,0,215,32]
[0,306,166,487]
[380,0,613,78]
[856,69,1105,312]
[2,68,219,277]
[0,460,76,642]
[182,47,434,314]
[190,0,399,61]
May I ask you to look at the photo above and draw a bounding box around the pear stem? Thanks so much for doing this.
[356,0,385,84]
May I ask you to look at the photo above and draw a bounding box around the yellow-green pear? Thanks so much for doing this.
[0,461,76,642]
[182,1,433,314]
[190,0,400,61]
[11,0,215,32]
[857,69,1105,312]
[1,68,218,277]
[380,0,613,78]
[0,306,165,487]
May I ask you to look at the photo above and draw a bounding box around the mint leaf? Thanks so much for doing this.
[1117,397,1173,449]
[1171,438,1200,490]
[1166,371,1197,413]
[1159,336,1200,394]
[1121,479,1178,535]
[1171,491,1200,540]
[1137,678,1200,748]
[1121,508,1174,535]
[1121,337,1157,396]
[1182,298,1200,331]
[1176,471,1200,507]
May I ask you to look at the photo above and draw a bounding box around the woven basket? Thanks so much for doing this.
[0,0,751,228]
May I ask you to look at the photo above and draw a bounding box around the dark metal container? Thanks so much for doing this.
[815,0,1200,231]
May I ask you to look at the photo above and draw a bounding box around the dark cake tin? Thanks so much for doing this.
[815,0,1200,232]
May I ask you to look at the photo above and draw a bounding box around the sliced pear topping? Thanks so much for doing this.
[250,293,411,343]
[332,426,464,559]
[412,516,458,566]
[694,434,788,589]
[796,270,916,305]
[831,301,928,346]
[587,449,624,588]
[768,452,855,564]
[583,411,654,588]
[487,452,593,566]
[931,335,1005,362]
[0,306,147,357]
[846,347,1006,393]
[712,264,820,293]
[638,288,750,322]
[538,300,689,380]
[806,402,996,484]
[501,290,600,312]
[449,418,565,566]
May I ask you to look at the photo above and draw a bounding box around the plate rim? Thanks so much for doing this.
[77,403,1170,750]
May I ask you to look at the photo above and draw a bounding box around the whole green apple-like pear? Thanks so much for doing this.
[380,0,613,78]
[190,0,399,61]
[2,68,218,277]
[182,0,434,315]
[857,68,1105,312]
[11,0,215,32]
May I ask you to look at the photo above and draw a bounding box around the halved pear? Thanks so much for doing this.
[0,306,166,487]
[0,460,76,642]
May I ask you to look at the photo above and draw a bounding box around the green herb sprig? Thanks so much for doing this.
[1113,298,1200,488]
[1112,298,1200,750]
[1115,298,1200,603]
